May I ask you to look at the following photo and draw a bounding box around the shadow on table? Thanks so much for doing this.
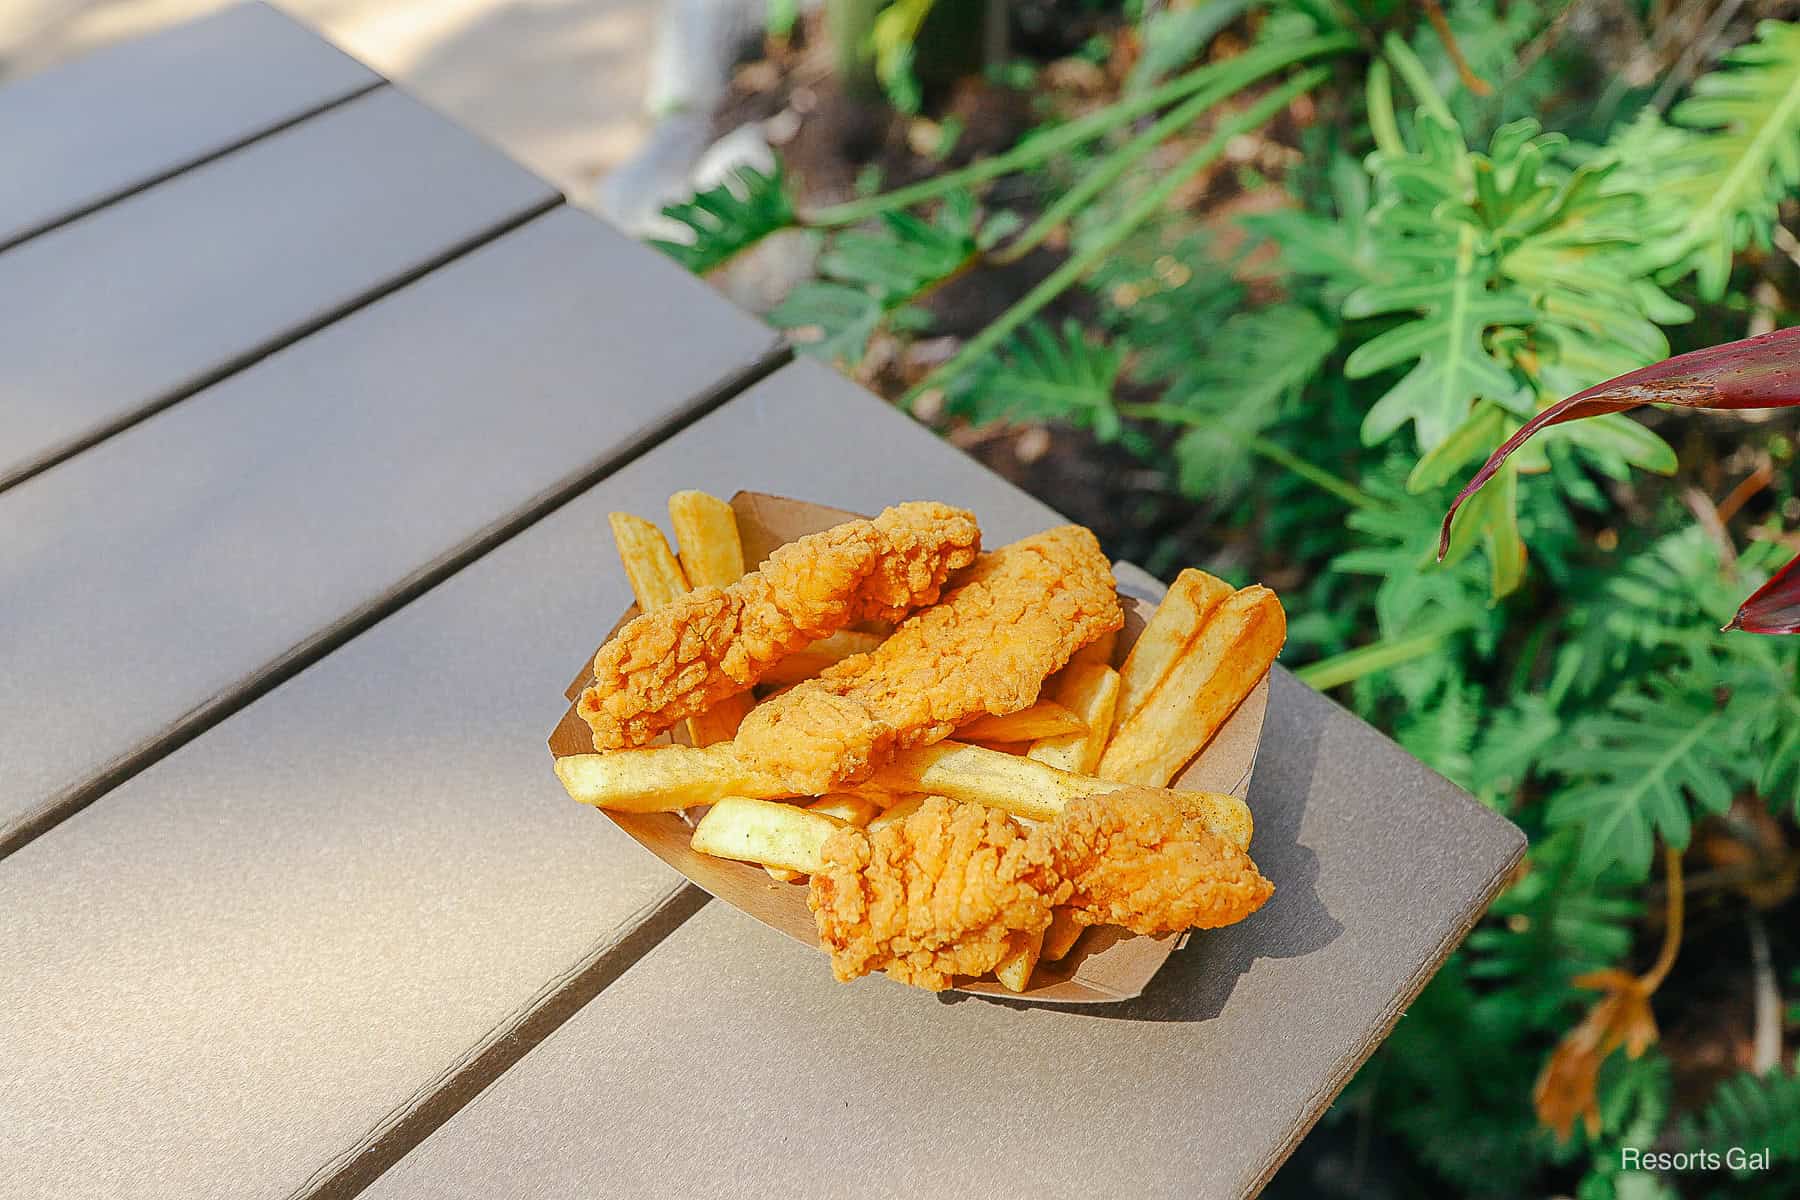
[940,670,1342,1022]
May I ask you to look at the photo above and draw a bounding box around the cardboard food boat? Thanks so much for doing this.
[549,492,1269,1002]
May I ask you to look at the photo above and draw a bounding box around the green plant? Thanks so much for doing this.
[649,4,1800,1192]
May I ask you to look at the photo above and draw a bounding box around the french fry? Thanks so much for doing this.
[554,745,790,812]
[1096,586,1286,788]
[664,490,755,748]
[993,927,1046,992]
[865,742,1253,847]
[766,794,882,881]
[1114,568,1233,723]
[1070,626,1118,670]
[690,797,842,874]
[866,794,928,832]
[760,630,886,685]
[608,512,690,612]
[667,490,744,590]
[956,701,1085,743]
[1026,663,1120,775]
[1041,908,1084,961]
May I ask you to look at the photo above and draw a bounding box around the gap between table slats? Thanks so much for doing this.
[0,340,791,863]
[0,185,561,496]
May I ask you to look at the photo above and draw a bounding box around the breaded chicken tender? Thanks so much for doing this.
[809,797,1069,990]
[809,791,1271,990]
[733,526,1123,793]
[1043,789,1274,934]
[580,502,980,750]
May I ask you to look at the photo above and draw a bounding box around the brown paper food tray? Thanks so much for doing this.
[549,492,1269,1003]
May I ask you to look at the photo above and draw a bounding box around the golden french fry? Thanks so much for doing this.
[1070,626,1118,670]
[1026,663,1120,775]
[690,797,843,874]
[688,694,753,749]
[1041,908,1084,961]
[667,489,745,589]
[807,793,882,826]
[1115,568,1233,722]
[609,512,690,612]
[993,927,1046,993]
[956,701,1085,743]
[554,745,790,812]
[867,794,929,832]
[866,742,1253,847]
[651,490,755,749]
[767,794,883,881]
[760,630,886,685]
[1097,585,1286,788]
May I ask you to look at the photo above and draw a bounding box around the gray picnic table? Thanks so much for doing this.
[0,7,1524,1198]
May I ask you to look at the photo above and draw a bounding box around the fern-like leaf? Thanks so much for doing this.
[946,319,1125,438]
[1468,831,1642,1026]
[651,165,795,275]
[771,194,978,367]
[1679,1061,1800,1167]
[1544,683,1750,878]
[1641,20,1800,298]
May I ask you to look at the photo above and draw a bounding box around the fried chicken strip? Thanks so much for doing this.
[809,797,1069,990]
[732,526,1123,793]
[808,792,1271,990]
[579,502,980,750]
[1041,789,1273,934]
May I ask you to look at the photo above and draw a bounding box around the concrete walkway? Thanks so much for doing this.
[0,0,656,197]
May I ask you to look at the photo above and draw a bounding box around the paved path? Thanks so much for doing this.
[0,0,654,194]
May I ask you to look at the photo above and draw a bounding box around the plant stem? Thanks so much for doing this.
[1381,31,1456,128]
[1116,402,1379,509]
[803,37,1354,226]
[1641,845,1684,992]
[1419,0,1493,96]
[990,52,1305,264]
[900,68,1330,410]
[1293,619,1470,690]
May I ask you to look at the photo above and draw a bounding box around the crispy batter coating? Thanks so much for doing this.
[809,797,1068,990]
[580,502,980,750]
[733,526,1123,793]
[809,791,1271,990]
[1040,789,1274,934]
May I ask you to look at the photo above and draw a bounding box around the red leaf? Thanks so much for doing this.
[1729,550,1800,634]
[1439,327,1800,633]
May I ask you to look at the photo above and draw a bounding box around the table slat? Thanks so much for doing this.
[0,2,379,248]
[0,85,558,490]
[366,671,1524,1200]
[0,363,1065,1200]
[350,364,1527,1200]
[0,205,778,852]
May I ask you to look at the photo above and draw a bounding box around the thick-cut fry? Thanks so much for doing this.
[956,701,1085,743]
[759,630,886,685]
[1026,663,1120,775]
[993,927,1046,992]
[664,490,756,749]
[554,745,789,812]
[667,490,745,589]
[865,742,1254,848]
[690,797,842,874]
[1042,908,1084,960]
[1097,586,1286,787]
[766,794,883,882]
[1114,568,1233,722]
[609,512,690,612]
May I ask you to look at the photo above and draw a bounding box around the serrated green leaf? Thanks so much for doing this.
[651,165,795,275]
[769,282,882,368]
